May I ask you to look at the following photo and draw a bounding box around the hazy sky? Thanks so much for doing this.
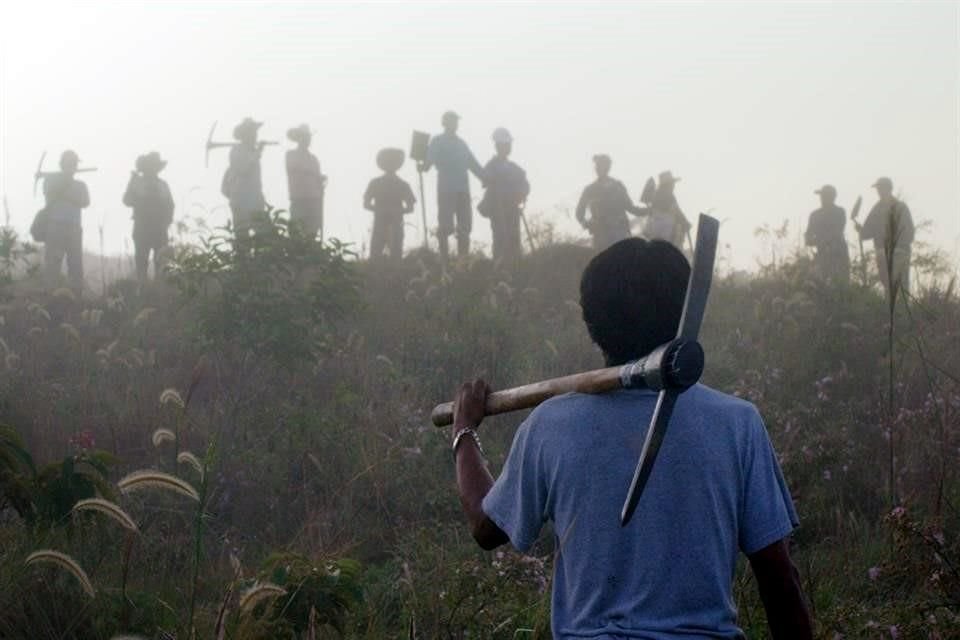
[1,1,958,271]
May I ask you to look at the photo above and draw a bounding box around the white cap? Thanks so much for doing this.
[492,127,513,144]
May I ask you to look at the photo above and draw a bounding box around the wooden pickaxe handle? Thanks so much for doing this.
[431,338,704,427]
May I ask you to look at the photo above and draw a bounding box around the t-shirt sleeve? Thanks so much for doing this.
[481,420,547,553]
[739,411,799,555]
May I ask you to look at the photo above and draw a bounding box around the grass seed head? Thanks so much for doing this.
[72,498,139,533]
[151,428,176,447]
[239,581,286,614]
[118,470,200,501]
[25,550,95,597]
[159,388,185,409]
[177,451,204,478]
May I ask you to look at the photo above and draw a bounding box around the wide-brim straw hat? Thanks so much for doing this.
[136,151,167,173]
[376,148,406,172]
[233,117,263,140]
[658,170,681,184]
[287,124,312,143]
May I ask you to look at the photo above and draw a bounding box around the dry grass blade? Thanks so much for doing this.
[238,581,286,614]
[25,550,95,597]
[73,498,139,532]
[118,470,200,501]
[151,428,176,447]
[177,451,204,478]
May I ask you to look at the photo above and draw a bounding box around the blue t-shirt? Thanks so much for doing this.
[426,132,484,194]
[482,385,798,639]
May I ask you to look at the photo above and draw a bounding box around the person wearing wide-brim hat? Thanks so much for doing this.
[123,151,174,283]
[575,154,646,251]
[224,117,268,239]
[804,184,850,285]
[285,123,325,239]
[364,147,416,263]
[642,170,690,252]
[860,176,914,296]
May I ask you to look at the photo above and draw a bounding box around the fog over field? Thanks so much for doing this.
[1,1,958,269]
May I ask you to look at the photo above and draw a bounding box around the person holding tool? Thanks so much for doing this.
[643,170,691,252]
[575,154,647,251]
[478,127,530,268]
[418,110,485,261]
[39,150,91,294]
[446,237,812,639]
[220,117,271,242]
[122,151,174,283]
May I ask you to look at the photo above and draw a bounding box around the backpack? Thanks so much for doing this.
[30,208,49,243]
[220,167,235,199]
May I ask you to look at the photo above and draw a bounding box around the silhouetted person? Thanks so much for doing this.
[123,152,174,283]
[860,177,914,296]
[419,111,485,261]
[575,154,645,250]
[804,185,850,284]
[43,150,90,294]
[479,128,529,268]
[643,171,690,251]
[364,148,416,263]
[285,124,325,239]
[222,117,267,240]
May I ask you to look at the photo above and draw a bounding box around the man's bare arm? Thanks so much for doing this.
[748,538,813,639]
[452,380,509,550]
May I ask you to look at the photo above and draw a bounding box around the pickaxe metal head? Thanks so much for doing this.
[640,177,656,205]
[205,121,218,168]
[620,213,719,526]
[33,151,47,197]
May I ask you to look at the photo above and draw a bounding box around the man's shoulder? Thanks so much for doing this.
[527,384,760,430]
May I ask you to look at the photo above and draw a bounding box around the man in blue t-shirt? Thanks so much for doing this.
[419,110,485,261]
[450,238,813,639]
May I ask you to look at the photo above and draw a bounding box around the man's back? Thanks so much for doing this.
[482,384,797,639]
[365,174,415,216]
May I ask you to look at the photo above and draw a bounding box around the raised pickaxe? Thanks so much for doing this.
[205,121,277,168]
[849,196,865,282]
[432,213,719,526]
[33,151,97,196]
[639,177,656,206]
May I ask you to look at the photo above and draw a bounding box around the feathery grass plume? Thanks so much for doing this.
[25,550,95,597]
[26,326,44,339]
[61,323,81,345]
[152,428,176,447]
[159,388,185,409]
[238,581,286,614]
[133,307,156,328]
[5,353,20,370]
[105,339,120,357]
[51,287,76,301]
[0,336,9,357]
[118,470,199,501]
[72,498,139,533]
[177,451,204,478]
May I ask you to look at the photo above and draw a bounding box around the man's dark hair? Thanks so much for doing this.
[580,238,690,366]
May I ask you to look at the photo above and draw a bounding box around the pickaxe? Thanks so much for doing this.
[33,151,97,196]
[849,196,865,283]
[205,121,277,168]
[432,213,719,526]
